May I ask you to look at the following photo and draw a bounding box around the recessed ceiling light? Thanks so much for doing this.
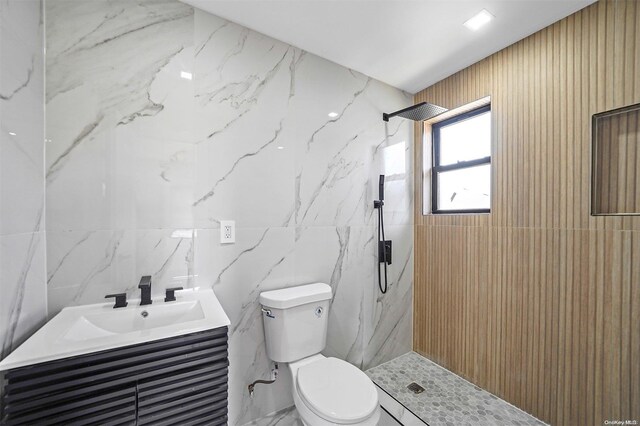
[463,9,494,31]
[9,132,16,136]
[277,146,284,150]
[328,112,339,118]
[180,71,193,80]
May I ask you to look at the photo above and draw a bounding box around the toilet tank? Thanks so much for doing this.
[259,283,332,363]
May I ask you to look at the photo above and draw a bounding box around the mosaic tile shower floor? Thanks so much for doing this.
[366,352,547,426]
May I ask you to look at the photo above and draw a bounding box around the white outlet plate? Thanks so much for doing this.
[220,220,235,244]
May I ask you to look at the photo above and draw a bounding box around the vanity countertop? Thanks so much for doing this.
[0,287,230,371]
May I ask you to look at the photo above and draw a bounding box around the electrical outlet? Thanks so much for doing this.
[220,220,235,244]
[271,363,278,381]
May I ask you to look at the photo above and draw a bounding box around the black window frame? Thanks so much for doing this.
[431,104,492,214]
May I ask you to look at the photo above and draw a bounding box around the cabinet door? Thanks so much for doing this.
[2,381,136,425]
[2,327,228,425]
[137,360,228,425]
[136,328,229,425]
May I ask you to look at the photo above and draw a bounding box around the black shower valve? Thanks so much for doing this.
[379,240,392,265]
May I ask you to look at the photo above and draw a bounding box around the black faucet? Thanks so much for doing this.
[105,293,127,308]
[139,275,152,305]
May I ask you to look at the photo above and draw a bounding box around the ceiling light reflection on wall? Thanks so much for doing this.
[463,9,494,31]
[171,229,195,238]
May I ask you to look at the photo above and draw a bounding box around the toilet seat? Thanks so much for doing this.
[296,357,378,424]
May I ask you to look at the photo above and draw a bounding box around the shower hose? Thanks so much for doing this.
[377,201,388,294]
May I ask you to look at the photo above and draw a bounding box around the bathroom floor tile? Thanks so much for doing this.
[366,352,547,426]
[376,383,427,426]
[246,405,405,426]
[243,406,302,426]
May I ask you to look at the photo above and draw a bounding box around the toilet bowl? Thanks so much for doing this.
[259,283,381,426]
[289,354,380,426]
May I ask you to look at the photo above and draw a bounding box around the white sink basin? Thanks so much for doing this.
[0,288,230,371]
[62,299,206,340]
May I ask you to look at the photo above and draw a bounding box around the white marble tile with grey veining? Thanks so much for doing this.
[45,0,195,231]
[47,228,195,316]
[372,126,414,227]
[363,224,414,370]
[0,0,47,364]
[292,226,368,367]
[46,131,198,233]
[194,227,296,426]
[292,58,413,229]
[0,231,47,360]
[0,0,44,237]
[43,1,414,424]
[192,10,297,230]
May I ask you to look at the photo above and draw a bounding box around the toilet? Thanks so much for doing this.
[260,283,380,426]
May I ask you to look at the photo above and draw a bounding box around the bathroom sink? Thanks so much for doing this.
[62,299,206,340]
[0,288,230,371]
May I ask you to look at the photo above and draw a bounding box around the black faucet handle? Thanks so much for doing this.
[105,293,128,308]
[164,287,184,302]
[139,275,152,288]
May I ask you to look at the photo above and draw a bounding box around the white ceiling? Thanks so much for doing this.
[183,0,596,94]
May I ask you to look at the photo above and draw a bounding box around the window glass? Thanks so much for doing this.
[427,103,492,214]
[439,111,491,166]
[437,164,491,211]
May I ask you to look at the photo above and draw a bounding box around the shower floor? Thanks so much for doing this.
[365,352,547,426]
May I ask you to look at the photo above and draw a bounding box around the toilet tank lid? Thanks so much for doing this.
[260,283,332,309]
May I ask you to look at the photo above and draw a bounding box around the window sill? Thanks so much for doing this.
[425,210,491,216]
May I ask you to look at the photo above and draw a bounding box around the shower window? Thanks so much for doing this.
[430,104,491,214]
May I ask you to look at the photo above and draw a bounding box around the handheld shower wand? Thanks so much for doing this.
[374,175,391,294]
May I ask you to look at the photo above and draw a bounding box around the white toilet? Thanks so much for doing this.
[260,283,380,426]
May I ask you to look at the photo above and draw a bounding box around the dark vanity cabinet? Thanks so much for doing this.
[1,327,228,425]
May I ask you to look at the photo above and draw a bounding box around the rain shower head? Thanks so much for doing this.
[383,102,448,122]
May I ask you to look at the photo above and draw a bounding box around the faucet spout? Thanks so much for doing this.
[138,275,152,305]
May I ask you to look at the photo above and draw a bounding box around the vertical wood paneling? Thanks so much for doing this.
[413,1,640,425]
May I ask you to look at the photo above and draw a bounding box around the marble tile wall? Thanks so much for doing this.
[0,0,47,362]
[45,0,414,424]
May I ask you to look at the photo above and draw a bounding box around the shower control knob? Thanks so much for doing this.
[315,307,323,318]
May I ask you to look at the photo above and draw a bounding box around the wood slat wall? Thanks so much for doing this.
[413,1,640,425]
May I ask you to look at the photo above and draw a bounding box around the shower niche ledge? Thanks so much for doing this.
[0,288,231,425]
[591,102,640,215]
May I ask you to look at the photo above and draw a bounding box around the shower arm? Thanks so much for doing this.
[383,103,425,122]
[382,101,448,122]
